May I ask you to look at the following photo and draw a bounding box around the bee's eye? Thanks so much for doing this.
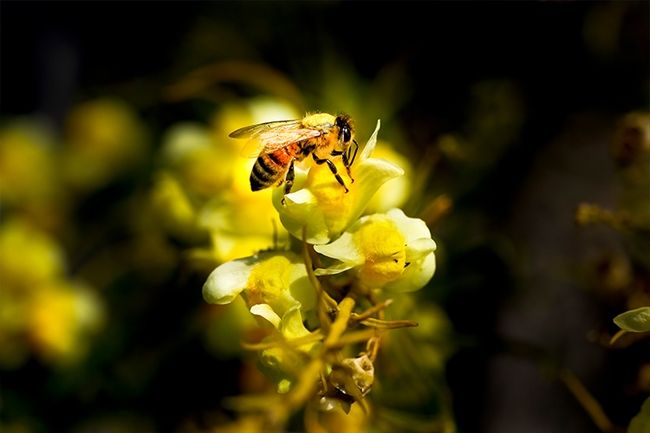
[342,126,351,143]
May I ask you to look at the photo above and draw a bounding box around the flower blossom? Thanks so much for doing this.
[202,251,318,391]
[314,208,436,292]
[202,251,315,327]
[272,120,404,244]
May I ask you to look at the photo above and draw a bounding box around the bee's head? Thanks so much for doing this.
[335,113,358,167]
[335,114,353,144]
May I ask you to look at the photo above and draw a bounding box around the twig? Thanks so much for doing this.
[559,369,621,433]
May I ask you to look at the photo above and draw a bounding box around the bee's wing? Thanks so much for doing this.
[233,122,323,157]
[229,119,301,138]
[257,128,323,154]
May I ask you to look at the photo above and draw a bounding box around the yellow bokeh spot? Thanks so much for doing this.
[28,285,77,360]
[66,99,143,159]
[63,98,147,189]
[181,146,233,197]
[0,123,57,206]
[201,185,283,262]
[354,218,406,286]
[26,283,101,364]
[150,172,198,239]
[0,220,65,290]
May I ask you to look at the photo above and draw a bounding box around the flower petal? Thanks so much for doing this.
[384,250,436,293]
[407,238,437,257]
[288,264,316,312]
[274,180,332,245]
[250,303,282,328]
[279,307,312,342]
[386,208,434,245]
[314,262,356,276]
[313,209,437,292]
[360,119,381,160]
[202,258,252,304]
[314,232,362,263]
[351,159,404,219]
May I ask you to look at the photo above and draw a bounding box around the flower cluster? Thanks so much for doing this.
[0,106,136,366]
[0,219,103,367]
[202,118,437,430]
[151,97,298,260]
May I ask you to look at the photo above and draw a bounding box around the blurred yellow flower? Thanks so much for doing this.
[200,194,284,263]
[0,220,104,366]
[62,98,148,190]
[27,281,103,365]
[149,171,200,240]
[0,120,58,207]
[203,297,258,358]
[160,122,232,197]
[154,97,299,261]
[0,219,65,289]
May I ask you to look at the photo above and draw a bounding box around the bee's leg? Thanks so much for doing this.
[346,140,358,182]
[341,150,355,184]
[313,154,349,193]
[282,159,296,205]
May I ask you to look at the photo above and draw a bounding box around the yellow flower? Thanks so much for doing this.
[273,120,404,244]
[62,98,148,190]
[149,171,200,240]
[160,122,233,197]
[160,98,298,261]
[198,186,285,262]
[0,120,58,207]
[0,219,65,290]
[203,251,317,391]
[0,220,66,367]
[203,252,315,326]
[314,209,436,292]
[27,281,103,365]
[259,306,317,392]
[0,220,104,366]
[203,297,258,357]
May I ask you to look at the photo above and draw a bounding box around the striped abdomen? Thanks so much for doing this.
[250,143,301,191]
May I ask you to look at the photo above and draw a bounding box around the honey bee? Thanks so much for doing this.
[229,112,358,199]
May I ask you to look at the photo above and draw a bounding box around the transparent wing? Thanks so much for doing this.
[229,119,301,139]
[236,124,324,158]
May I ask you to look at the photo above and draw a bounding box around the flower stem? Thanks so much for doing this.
[325,296,356,348]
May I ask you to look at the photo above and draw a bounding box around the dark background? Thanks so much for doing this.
[1,2,648,433]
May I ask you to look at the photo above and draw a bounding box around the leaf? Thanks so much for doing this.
[613,307,650,332]
[629,397,650,433]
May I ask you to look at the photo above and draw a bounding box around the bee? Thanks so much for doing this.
[229,112,359,200]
